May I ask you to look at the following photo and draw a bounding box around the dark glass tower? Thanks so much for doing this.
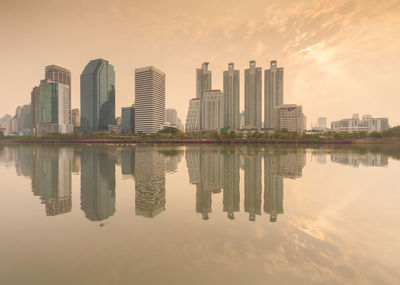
[80,59,115,133]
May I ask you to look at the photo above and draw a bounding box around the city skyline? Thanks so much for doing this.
[1,0,399,128]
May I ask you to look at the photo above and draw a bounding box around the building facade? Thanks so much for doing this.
[265,60,284,128]
[196,62,212,100]
[134,66,165,134]
[201,90,224,131]
[71,109,80,127]
[244,60,262,128]
[223,63,240,130]
[121,106,135,133]
[274,104,306,132]
[331,114,389,132]
[80,59,115,133]
[165,108,178,126]
[185,98,201,132]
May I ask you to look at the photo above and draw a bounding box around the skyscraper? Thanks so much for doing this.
[134,66,165,134]
[245,60,262,128]
[185,98,201,132]
[121,106,135,133]
[80,59,115,133]
[265,60,284,128]
[201,90,224,130]
[196,62,212,100]
[223,63,240,130]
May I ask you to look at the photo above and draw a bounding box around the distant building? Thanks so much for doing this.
[121,106,135,133]
[239,111,245,129]
[31,87,39,134]
[80,58,115,133]
[274,104,306,132]
[201,90,224,131]
[196,62,212,100]
[331,114,389,132]
[223,63,240,130]
[165,108,177,126]
[265,60,284,128]
[244,60,262,128]
[134,66,165,134]
[71,109,80,127]
[185,98,201,132]
[318,117,327,130]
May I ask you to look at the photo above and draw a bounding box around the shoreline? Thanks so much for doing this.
[1,137,399,145]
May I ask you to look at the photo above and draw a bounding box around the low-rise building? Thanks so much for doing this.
[274,104,306,132]
[331,114,389,132]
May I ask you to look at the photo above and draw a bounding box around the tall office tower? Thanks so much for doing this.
[31,87,39,134]
[244,152,262,221]
[165,108,178,126]
[264,60,284,128]
[245,60,262,128]
[185,98,201,131]
[80,59,115,133]
[121,106,135,133]
[134,146,166,218]
[71,109,80,127]
[45,65,72,124]
[201,90,224,130]
[134,66,165,134]
[223,149,240,219]
[80,148,116,221]
[223,63,240,130]
[196,62,212,100]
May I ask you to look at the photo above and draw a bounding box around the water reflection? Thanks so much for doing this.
[0,144,393,222]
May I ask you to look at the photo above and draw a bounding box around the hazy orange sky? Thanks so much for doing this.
[1,0,399,127]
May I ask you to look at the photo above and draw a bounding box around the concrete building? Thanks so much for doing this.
[31,87,39,134]
[318,117,327,130]
[121,106,135,133]
[45,65,71,87]
[71,109,80,127]
[244,60,262,128]
[201,90,224,131]
[274,104,306,132]
[165,108,178,126]
[196,62,212,100]
[265,60,284,128]
[80,59,115,133]
[36,79,73,135]
[223,63,240,130]
[134,66,165,134]
[331,114,389,132]
[185,98,201,132]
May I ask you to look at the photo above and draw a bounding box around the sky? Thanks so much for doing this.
[1,0,400,127]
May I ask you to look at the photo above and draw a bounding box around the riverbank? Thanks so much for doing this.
[1,136,399,145]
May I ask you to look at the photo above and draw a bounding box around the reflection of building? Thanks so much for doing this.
[185,146,223,220]
[223,63,240,130]
[134,147,166,217]
[81,148,116,221]
[121,149,135,176]
[32,147,73,216]
[244,153,262,221]
[223,150,240,219]
[331,152,388,167]
[265,60,284,128]
[264,155,283,222]
[159,148,184,174]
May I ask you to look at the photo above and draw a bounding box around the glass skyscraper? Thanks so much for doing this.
[80,59,115,133]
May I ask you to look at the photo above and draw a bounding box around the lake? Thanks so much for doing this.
[0,144,399,284]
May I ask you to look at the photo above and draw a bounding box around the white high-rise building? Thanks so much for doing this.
[223,63,240,130]
[134,66,165,134]
[245,60,262,128]
[201,90,224,131]
[185,98,201,132]
[265,60,284,128]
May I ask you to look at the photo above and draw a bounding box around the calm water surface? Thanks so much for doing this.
[0,144,399,284]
